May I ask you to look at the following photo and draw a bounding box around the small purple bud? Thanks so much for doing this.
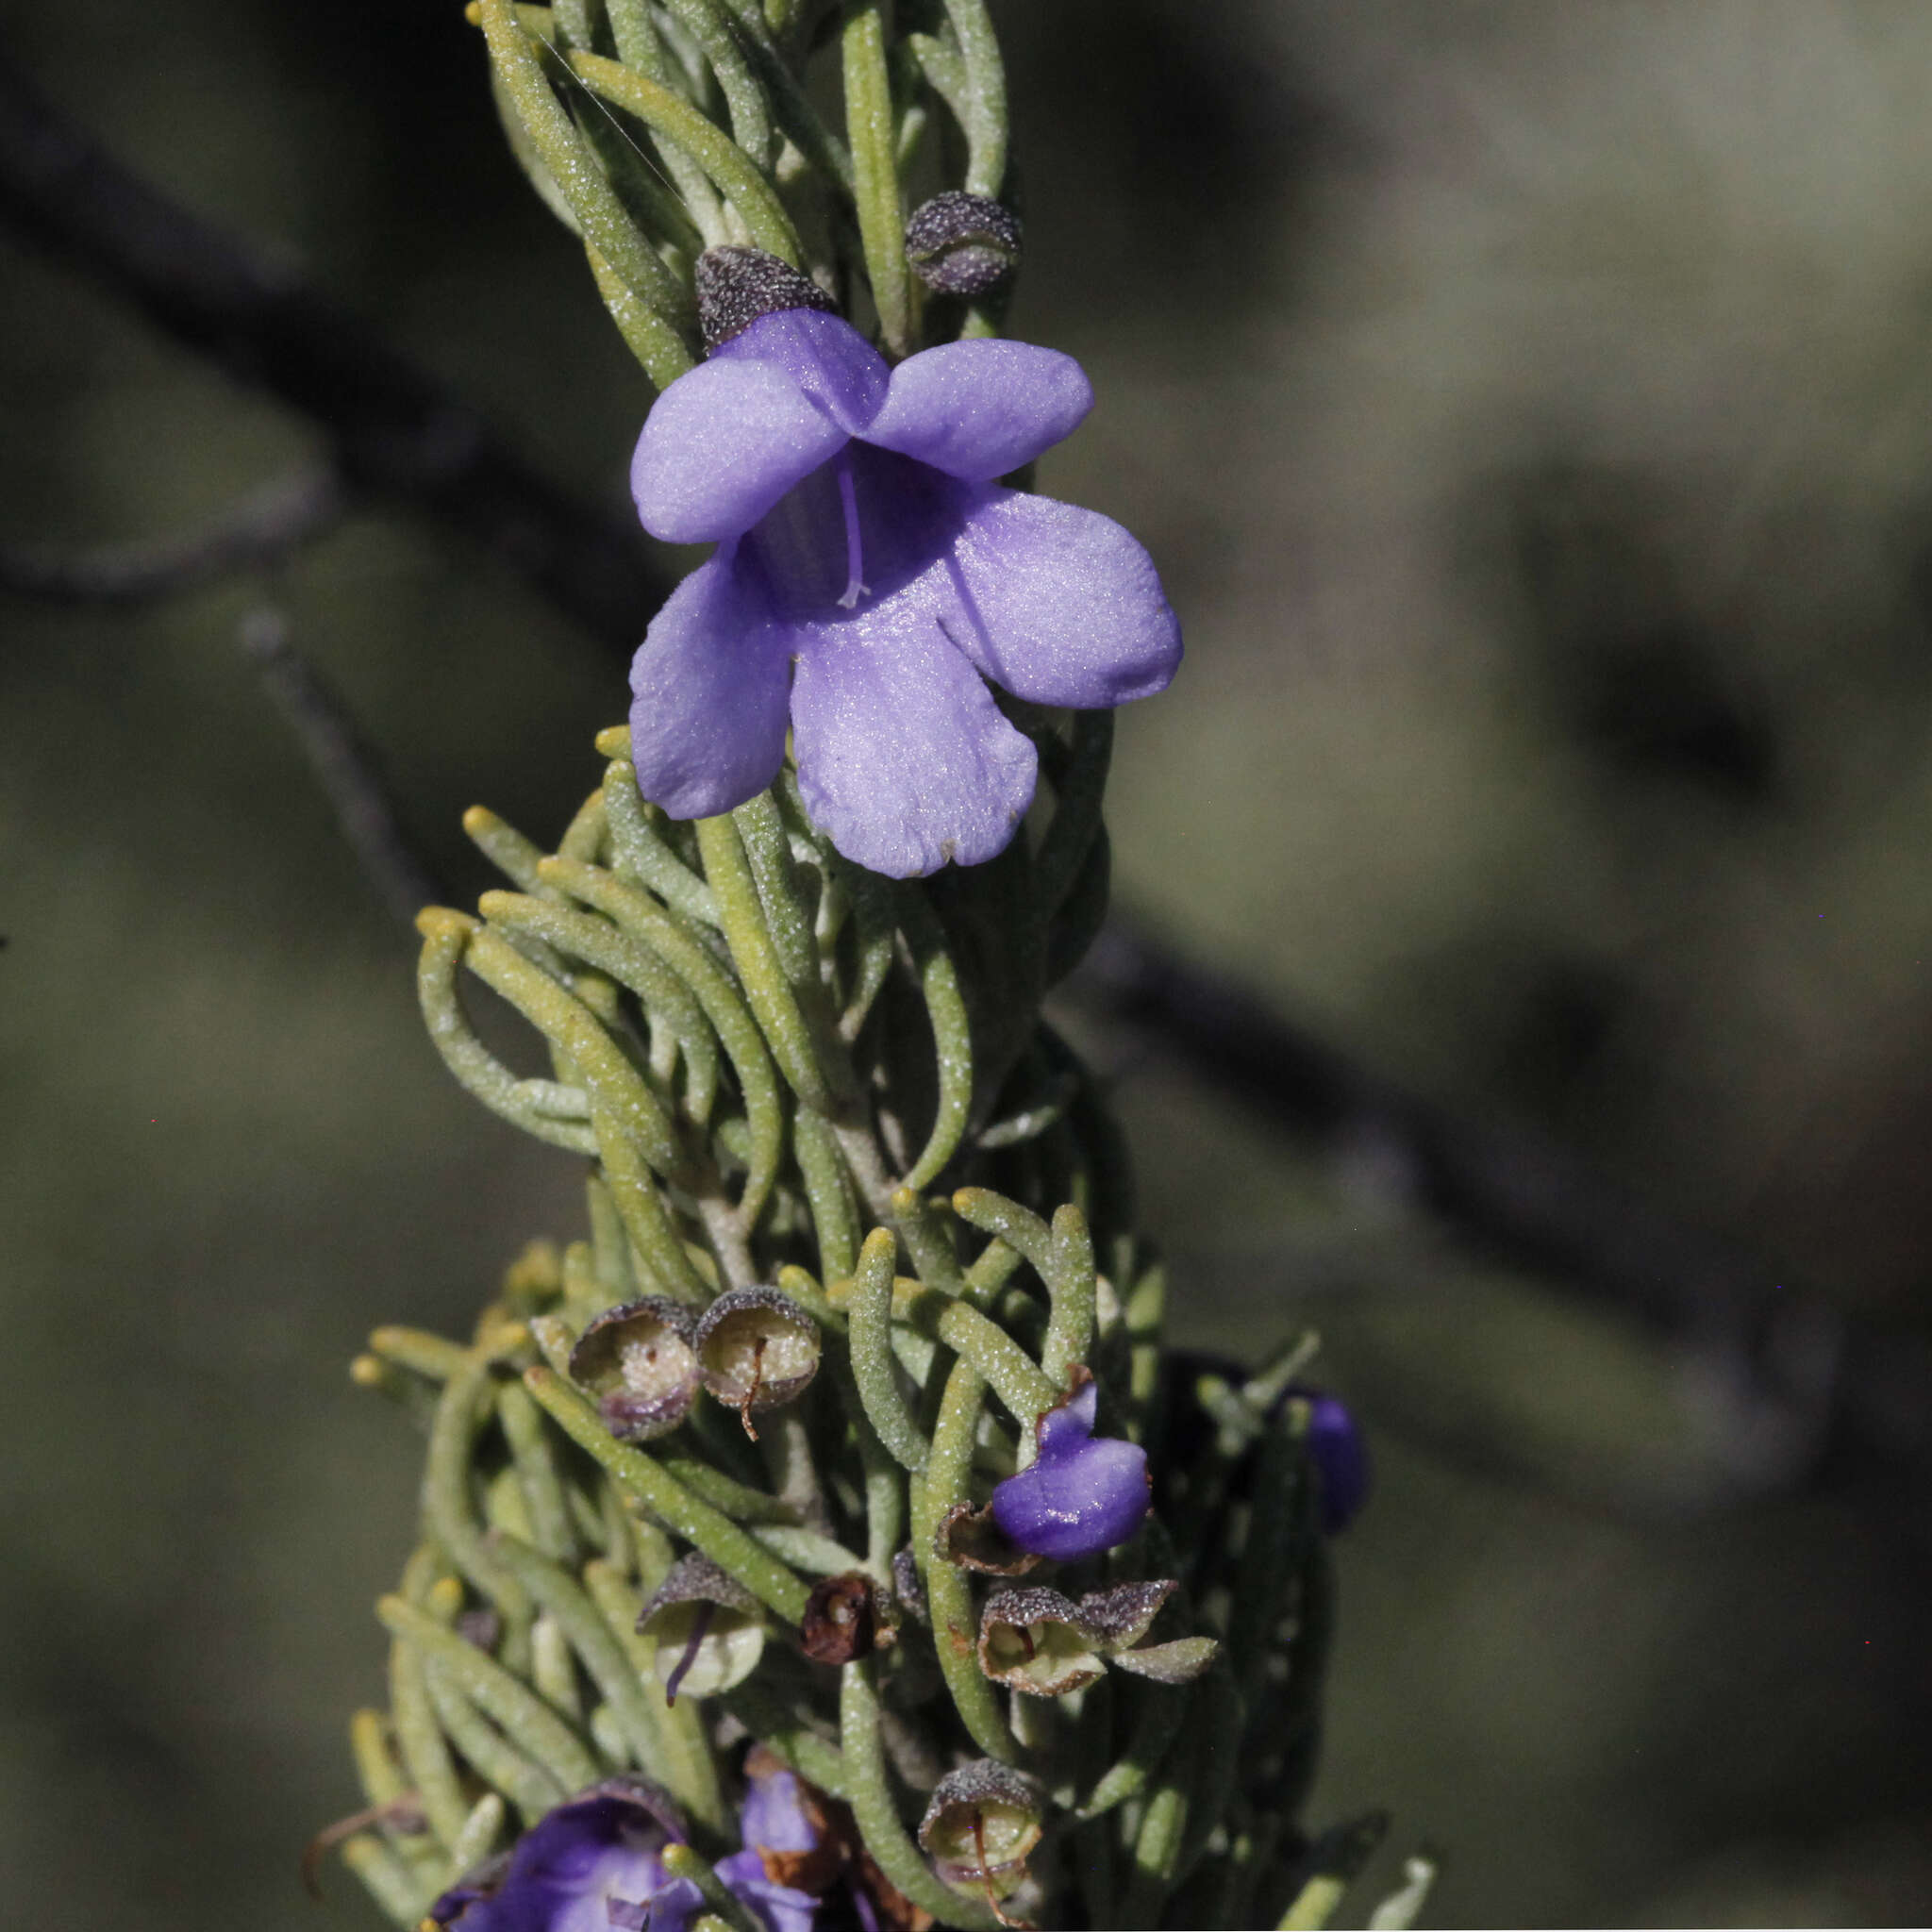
[1296,1387,1371,1535]
[989,1379,1150,1562]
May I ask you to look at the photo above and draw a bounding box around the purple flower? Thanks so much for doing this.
[714,1764,821,1932]
[627,291,1181,878]
[1297,1388,1371,1535]
[427,1779,694,1932]
[430,1765,821,1932]
[990,1378,1150,1561]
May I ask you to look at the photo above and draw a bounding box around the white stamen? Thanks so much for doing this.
[835,454,870,609]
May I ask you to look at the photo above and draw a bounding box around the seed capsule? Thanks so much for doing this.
[567,1296,701,1442]
[693,1287,822,1440]
[636,1554,764,1702]
[977,1587,1106,1697]
[918,1760,1045,1915]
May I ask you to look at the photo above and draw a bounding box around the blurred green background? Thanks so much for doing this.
[4,1,1931,1924]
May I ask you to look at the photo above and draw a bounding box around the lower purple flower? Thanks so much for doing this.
[430,1764,822,1932]
[628,281,1181,879]
[716,1763,821,1932]
[990,1378,1150,1561]
[427,1779,691,1932]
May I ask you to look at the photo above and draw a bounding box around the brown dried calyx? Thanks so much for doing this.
[800,1571,887,1664]
[935,1501,1040,1577]
[766,1757,935,1932]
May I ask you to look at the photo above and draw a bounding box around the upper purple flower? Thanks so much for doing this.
[990,1378,1150,1561]
[627,282,1181,878]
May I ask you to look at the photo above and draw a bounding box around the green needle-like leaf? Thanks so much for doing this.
[848,1227,931,1471]
[477,0,695,388]
[569,52,806,266]
[524,1367,811,1623]
[841,4,912,357]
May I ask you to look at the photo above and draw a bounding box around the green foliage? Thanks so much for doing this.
[469,0,1020,380]
[338,729,1368,1926]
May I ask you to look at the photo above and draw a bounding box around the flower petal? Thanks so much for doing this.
[711,308,891,435]
[860,341,1091,480]
[717,1849,821,1932]
[632,358,851,544]
[431,1785,675,1932]
[942,488,1183,707]
[990,1380,1150,1561]
[1037,1378,1098,1457]
[628,553,790,819]
[740,1767,819,1857]
[990,1433,1150,1561]
[788,589,1037,877]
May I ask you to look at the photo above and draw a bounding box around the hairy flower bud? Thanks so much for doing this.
[1072,1578,1174,1651]
[891,1546,928,1624]
[904,192,1024,297]
[567,1296,701,1441]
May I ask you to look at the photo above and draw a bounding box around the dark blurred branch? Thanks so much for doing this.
[0,462,345,604]
[0,50,669,649]
[1068,923,1932,1490]
[4,47,1925,1495]
[239,606,444,927]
